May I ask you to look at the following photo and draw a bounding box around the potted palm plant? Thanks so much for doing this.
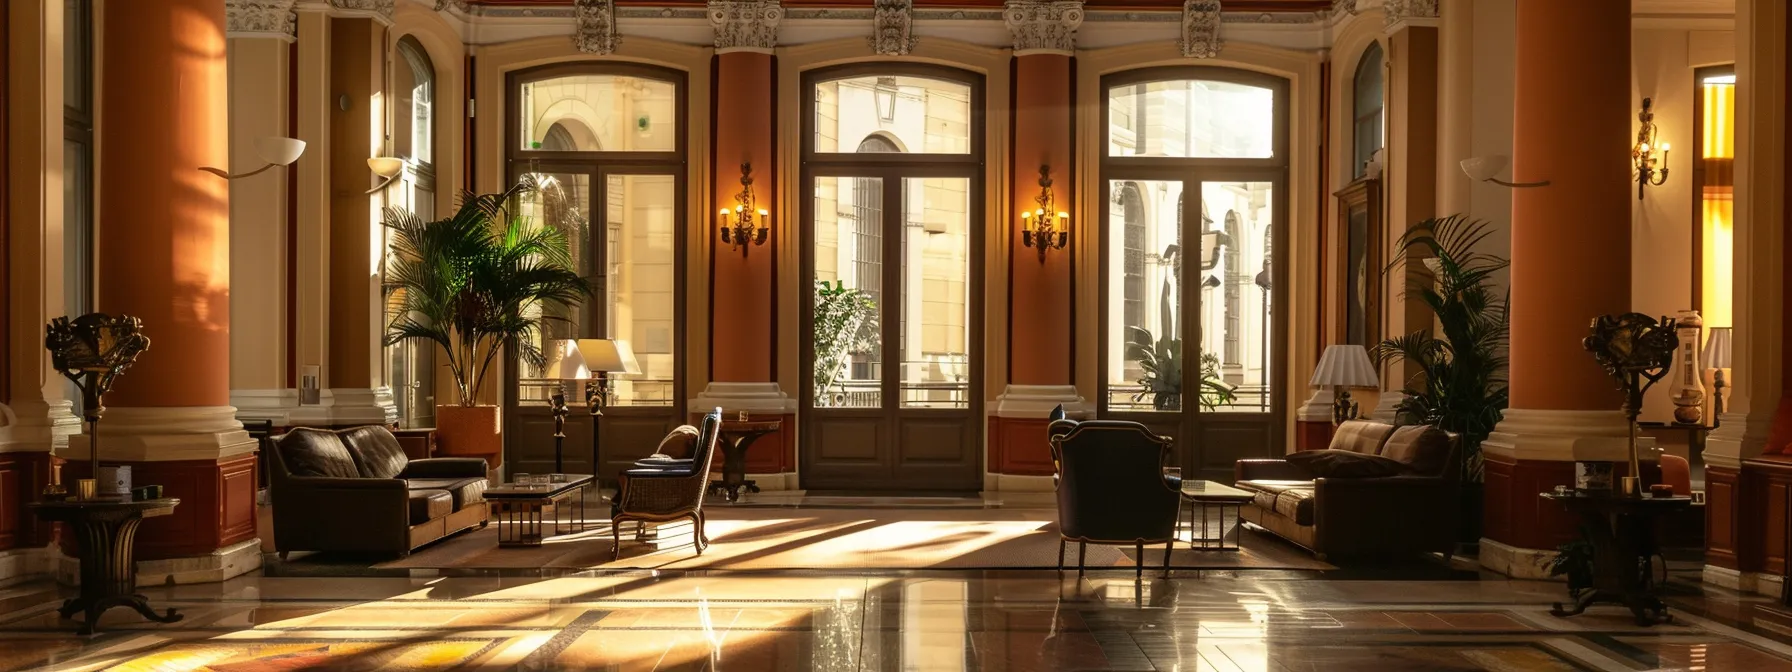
[382,177,592,470]
[1371,215,1510,542]
[1125,269,1238,411]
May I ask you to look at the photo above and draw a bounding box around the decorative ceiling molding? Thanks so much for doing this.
[1382,0,1438,32]
[433,0,472,12]
[870,0,918,56]
[1003,0,1083,56]
[574,0,621,54]
[226,0,299,41]
[320,0,396,23]
[1179,0,1221,58]
[709,0,784,53]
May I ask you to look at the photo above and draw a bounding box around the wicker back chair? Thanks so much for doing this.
[611,408,723,559]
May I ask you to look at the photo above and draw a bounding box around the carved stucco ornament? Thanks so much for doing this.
[1003,0,1083,56]
[329,0,394,19]
[870,0,918,56]
[574,0,621,55]
[434,0,472,13]
[226,0,299,40]
[1383,0,1439,30]
[709,0,783,54]
[1180,0,1222,59]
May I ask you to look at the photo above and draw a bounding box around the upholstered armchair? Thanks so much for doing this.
[611,408,723,559]
[1050,420,1182,579]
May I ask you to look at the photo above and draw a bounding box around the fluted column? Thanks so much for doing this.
[76,0,260,580]
[1479,0,1634,576]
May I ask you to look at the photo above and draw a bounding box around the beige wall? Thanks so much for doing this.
[226,37,292,400]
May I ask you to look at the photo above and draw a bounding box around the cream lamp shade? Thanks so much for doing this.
[1703,327,1733,369]
[576,338,643,375]
[1459,155,1508,182]
[255,136,307,166]
[367,156,405,178]
[544,340,592,380]
[1310,344,1380,389]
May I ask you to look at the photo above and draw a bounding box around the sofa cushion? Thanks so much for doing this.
[408,489,453,525]
[277,429,361,479]
[1380,425,1454,477]
[1285,449,1410,478]
[1328,420,1397,455]
[645,425,702,461]
[341,426,411,480]
[405,477,488,510]
[1238,480,1315,526]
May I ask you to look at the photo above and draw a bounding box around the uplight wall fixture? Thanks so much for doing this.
[718,162,769,255]
[1633,97,1670,199]
[198,136,306,179]
[1460,155,1550,188]
[365,157,405,194]
[1020,164,1069,263]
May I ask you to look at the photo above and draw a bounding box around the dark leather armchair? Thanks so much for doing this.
[611,408,723,559]
[266,426,489,557]
[1050,420,1181,579]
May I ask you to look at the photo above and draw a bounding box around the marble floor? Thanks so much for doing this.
[2,568,1790,671]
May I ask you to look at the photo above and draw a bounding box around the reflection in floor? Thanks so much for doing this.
[3,569,1791,671]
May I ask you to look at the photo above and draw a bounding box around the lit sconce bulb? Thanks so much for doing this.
[756,209,768,217]
[1057,212,1069,220]
[1638,142,1649,153]
[1661,142,1671,152]
[719,208,730,216]
[1020,211,1032,220]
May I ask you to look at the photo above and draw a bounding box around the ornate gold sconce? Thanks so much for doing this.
[1633,97,1670,199]
[1020,164,1069,263]
[718,162,769,255]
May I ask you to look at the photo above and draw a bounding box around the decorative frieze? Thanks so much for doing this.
[574,0,621,55]
[226,0,298,40]
[1383,0,1439,30]
[433,0,471,13]
[329,0,394,16]
[1002,0,1083,56]
[1179,0,1222,59]
[708,0,783,54]
[870,0,918,56]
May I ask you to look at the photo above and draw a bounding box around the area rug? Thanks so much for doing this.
[336,507,1333,573]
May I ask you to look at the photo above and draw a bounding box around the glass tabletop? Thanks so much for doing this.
[1179,480,1255,501]
[485,474,594,498]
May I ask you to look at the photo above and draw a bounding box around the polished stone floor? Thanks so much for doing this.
[3,568,1790,671]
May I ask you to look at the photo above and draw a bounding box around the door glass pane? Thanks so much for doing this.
[1199,181,1273,413]
[385,169,437,427]
[813,175,883,408]
[520,75,677,152]
[1106,80,1275,158]
[901,177,970,409]
[605,174,676,406]
[1106,180,1183,412]
[812,75,972,154]
[513,172,592,405]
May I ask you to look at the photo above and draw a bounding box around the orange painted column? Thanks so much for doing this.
[1507,0,1632,411]
[85,0,260,573]
[709,51,776,384]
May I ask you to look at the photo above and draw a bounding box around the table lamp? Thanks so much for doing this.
[1703,327,1733,421]
[575,339,642,480]
[1311,344,1380,425]
[544,340,592,473]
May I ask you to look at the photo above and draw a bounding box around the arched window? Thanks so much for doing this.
[1353,43,1384,178]
[1100,67,1287,475]
[385,36,439,428]
[396,37,434,167]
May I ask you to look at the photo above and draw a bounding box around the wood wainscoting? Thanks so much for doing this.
[60,453,259,561]
[987,416,1056,477]
[0,452,53,552]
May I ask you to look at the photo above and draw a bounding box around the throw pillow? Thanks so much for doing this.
[1380,425,1454,476]
[649,425,701,460]
[1285,449,1410,478]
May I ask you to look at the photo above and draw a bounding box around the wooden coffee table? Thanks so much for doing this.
[1179,480,1255,551]
[485,474,595,547]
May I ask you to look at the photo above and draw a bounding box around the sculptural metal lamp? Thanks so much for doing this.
[1020,164,1070,263]
[1583,313,1678,497]
[574,339,641,481]
[1460,155,1550,188]
[198,136,305,179]
[1310,344,1379,425]
[718,162,769,256]
[45,314,151,499]
[544,340,593,474]
[1633,97,1670,199]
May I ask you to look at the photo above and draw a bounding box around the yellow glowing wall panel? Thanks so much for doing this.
[1702,84,1734,159]
[1701,196,1733,328]
[1700,82,1735,328]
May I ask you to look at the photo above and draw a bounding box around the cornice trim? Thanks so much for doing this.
[226,0,299,41]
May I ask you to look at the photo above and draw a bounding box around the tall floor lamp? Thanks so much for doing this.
[575,339,641,481]
[544,340,592,474]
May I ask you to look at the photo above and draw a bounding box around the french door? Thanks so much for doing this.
[801,171,982,491]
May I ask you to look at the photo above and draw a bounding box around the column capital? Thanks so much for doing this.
[1003,0,1083,57]
[1383,0,1440,33]
[1179,0,1222,59]
[226,0,298,41]
[870,0,917,57]
[708,0,782,54]
[293,0,393,24]
[574,0,621,55]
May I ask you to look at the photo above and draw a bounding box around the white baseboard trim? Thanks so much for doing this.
[1478,537,1560,580]
[1703,564,1786,598]
[745,472,798,491]
[57,538,263,587]
[0,546,55,588]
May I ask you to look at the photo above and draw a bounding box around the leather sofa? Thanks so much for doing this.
[1234,420,1459,560]
[266,425,490,557]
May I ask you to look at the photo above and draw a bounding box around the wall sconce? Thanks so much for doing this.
[1633,97,1669,199]
[365,157,404,194]
[1020,164,1069,264]
[198,136,305,179]
[718,162,768,255]
[1460,155,1550,188]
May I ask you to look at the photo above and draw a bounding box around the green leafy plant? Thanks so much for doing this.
[813,280,880,405]
[1540,533,1596,598]
[382,176,593,407]
[1371,215,1510,482]
[1127,329,1236,411]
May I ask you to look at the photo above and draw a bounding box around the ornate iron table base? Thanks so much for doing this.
[29,498,183,635]
[1542,492,1690,627]
[709,421,781,503]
